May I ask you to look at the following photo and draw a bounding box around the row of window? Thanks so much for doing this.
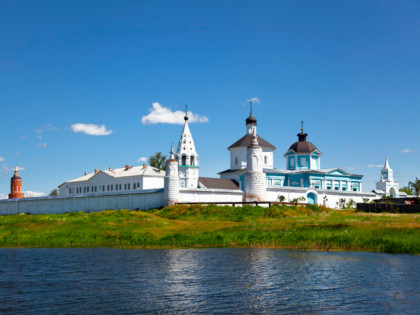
[69,182,141,195]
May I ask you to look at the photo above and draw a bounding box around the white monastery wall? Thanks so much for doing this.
[0,190,165,215]
[179,188,243,203]
[266,187,376,209]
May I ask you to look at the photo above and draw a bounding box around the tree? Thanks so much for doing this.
[278,195,285,202]
[148,152,167,170]
[408,178,420,196]
[49,189,58,196]
[399,186,414,195]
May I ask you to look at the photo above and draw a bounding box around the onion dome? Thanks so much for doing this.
[11,168,21,179]
[246,114,257,125]
[288,126,318,154]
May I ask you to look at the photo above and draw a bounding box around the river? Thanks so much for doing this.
[0,248,418,314]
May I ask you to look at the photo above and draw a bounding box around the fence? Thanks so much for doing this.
[176,201,308,207]
[357,203,420,213]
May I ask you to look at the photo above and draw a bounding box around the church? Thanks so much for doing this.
[0,105,401,215]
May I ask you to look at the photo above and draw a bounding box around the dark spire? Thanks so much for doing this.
[246,101,257,125]
[184,104,189,121]
[297,121,308,142]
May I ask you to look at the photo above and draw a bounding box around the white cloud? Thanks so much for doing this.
[141,102,209,125]
[37,143,47,148]
[24,191,45,198]
[400,148,416,153]
[2,165,25,174]
[138,157,148,162]
[0,157,4,162]
[0,193,7,200]
[347,165,360,170]
[246,97,260,104]
[71,123,113,136]
[368,164,383,168]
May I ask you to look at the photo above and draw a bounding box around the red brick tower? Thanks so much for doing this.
[9,166,24,199]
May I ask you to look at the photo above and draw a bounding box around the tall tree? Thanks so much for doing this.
[409,178,420,196]
[399,186,413,195]
[148,152,167,170]
[49,189,58,196]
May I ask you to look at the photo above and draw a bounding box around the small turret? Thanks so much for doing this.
[9,166,24,199]
[243,130,266,201]
[164,145,180,206]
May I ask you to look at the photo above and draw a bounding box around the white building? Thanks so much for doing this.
[58,164,164,197]
[373,156,400,198]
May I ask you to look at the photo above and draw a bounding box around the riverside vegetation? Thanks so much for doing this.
[0,204,418,254]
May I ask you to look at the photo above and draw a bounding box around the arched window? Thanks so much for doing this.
[190,155,195,166]
[182,155,187,165]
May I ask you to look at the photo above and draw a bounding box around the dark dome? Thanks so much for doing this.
[246,114,257,125]
[288,141,317,153]
[288,131,318,153]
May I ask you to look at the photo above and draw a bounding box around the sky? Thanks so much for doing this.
[0,0,419,198]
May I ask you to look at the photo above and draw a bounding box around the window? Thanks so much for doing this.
[264,156,267,164]
[182,155,187,165]
[128,183,131,190]
[353,188,357,192]
[235,157,238,165]
[190,156,195,166]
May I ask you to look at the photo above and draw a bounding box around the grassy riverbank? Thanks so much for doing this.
[0,205,418,254]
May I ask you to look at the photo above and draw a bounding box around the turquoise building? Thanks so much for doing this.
[219,112,364,202]
[265,127,363,192]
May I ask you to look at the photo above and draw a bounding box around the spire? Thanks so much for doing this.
[246,102,257,126]
[168,144,176,161]
[184,104,189,122]
[384,156,390,169]
[248,129,261,149]
[297,121,308,142]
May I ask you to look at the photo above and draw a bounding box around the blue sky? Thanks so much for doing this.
[0,0,419,197]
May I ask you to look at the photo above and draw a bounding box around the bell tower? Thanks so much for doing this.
[175,105,199,188]
[9,166,24,199]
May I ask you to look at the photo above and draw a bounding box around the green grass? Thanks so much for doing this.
[0,205,418,254]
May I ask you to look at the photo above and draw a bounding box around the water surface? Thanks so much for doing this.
[0,248,418,314]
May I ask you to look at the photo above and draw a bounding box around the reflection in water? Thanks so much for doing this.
[0,248,418,314]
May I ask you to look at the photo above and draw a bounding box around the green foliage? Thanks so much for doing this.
[49,189,58,196]
[291,196,306,204]
[148,152,167,170]
[409,178,420,196]
[399,186,414,195]
[362,198,370,203]
[0,205,418,254]
[278,195,285,202]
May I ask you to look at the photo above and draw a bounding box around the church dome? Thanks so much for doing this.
[246,114,257,125]
[288,130,318,153]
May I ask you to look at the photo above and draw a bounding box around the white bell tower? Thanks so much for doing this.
[376,156,399,197]
[175,105,199,188]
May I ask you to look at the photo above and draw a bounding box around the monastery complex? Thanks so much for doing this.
[0,106,405,214]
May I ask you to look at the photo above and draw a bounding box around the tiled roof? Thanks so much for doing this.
[228,134,276,150]
[198,177,240,190]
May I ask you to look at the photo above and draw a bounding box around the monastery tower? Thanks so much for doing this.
[376,156,399,197]
[9,166,24,199]
[243,130,266,201]
[164,145,180,206]
[175,106,199,188]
